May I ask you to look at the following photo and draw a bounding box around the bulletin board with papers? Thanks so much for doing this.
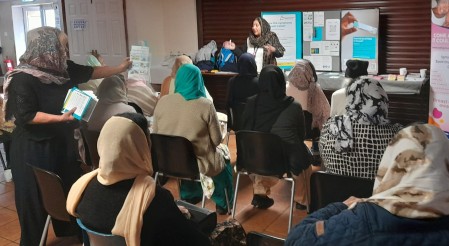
[302,11,341,72]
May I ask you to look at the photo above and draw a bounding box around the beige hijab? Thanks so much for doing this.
[363,124,449,219]
[287,60,330,130]
[67,116,155,246]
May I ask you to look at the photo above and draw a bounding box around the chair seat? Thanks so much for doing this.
[76,218,126,245]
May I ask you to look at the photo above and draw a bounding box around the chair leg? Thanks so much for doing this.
[231,172,242,219]
[39,215,51,246]
[201,195,206,208]
[288,179,296,233]
[225,131,230,146]
[154,172,159,185]
[224,188,230,214]
[302,170,310,213]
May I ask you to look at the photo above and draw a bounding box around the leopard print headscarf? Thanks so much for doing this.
[363,124,449,219]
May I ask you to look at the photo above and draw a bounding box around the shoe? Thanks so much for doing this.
[251,195,274,209]
[184,197,202,205]
[295,202,307,210]
[216,205,228,215]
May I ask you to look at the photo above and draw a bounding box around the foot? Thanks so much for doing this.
[184,197,202,205]
[216,205,229,215]
[251,195,274,209]
[295,202,307,210]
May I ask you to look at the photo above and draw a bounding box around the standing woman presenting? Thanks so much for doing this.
[232,17,285,73]
[3,26,131,245]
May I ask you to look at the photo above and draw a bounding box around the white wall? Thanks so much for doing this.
[125,0,198,64]
[0,0,199,75]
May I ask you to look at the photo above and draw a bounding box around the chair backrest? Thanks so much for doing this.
[309,171,375,213]
[76,218,126,246]
[30,165,71,222]
[246,231,285,246]
[81,129,100,169]
[236,130,288,177]
[150,134,200,180]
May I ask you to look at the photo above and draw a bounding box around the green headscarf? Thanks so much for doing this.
[86,55,102,67]
[174,64,207,100]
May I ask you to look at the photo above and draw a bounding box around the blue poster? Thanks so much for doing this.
[353,37,376,59]
[312,27,323,41]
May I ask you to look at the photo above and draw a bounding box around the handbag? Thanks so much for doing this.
[176,200,217,235]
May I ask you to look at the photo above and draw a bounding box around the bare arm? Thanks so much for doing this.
[91,58,132,79]
[29,108,76,124]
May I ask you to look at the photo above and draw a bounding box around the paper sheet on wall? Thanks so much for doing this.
[313,12,324,26]
[304,55,332,71]
[310,41,339,56]
[326,19,340,40]
[128,45,151,82]
[303,12,313,41]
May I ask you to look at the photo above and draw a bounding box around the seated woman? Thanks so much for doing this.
[67,113,211,245]
[241,65,311,210]
[226,53,259,130]
[286,124,449,245]
[126,76,159,117]
[153,64,233,215]
[319,78,402,180]
[160,55,213,100]
[78,52,106,93]
[287,59,330,165]
[87,76,136,132]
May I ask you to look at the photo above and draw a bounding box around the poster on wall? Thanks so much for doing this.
[302,11,341,71]
[261,12,302,69]
[429,0,449,136]
[340,9,379,74]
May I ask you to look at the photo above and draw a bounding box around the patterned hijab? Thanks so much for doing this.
[329,78,390,153]
[249,65,294,132]
[3,27,69,121]
[288,59,330,130]
[174,64,207,101]
[67,116,155,245]
[248,17,285,67]
[362,124,449,219]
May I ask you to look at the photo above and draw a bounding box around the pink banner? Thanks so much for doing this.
[429,1,449,137]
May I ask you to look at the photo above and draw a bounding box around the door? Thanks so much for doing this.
[65,0,127,66]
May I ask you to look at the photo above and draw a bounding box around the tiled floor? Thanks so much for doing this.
[0,134,310,245]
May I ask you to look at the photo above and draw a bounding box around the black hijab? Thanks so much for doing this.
[237,53,258,77]
[228,53,259,106]
[247,65,294,132]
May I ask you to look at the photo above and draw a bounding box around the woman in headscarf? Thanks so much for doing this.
[241,65,311,210]
[287,59,330,166]
[78,53,105,93]
[153,64,233,215]
[87,75,136,132]
[286,124,449,245]
[67,113,210,245]
[231,17,285,73]
[160,55,213,100]
[4,26,131,245]
[226,53,259,131]
[126,77,159,117]
[319,78,402,180]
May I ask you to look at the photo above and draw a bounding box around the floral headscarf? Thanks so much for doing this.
[3,27,69,122]
[362,124,449,219]
[288,59,330,130]
[175,64,207,100]
[329,78,390,153]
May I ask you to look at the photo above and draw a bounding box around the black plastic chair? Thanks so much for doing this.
[81,129,100,169]
[309,171,375,213]
[76,218,126,246]
[246,231,285,246]
[232,130,297,232]
[29,165,72,246]
[150,133,230,213]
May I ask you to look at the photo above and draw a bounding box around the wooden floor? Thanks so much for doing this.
[0,134,310,245]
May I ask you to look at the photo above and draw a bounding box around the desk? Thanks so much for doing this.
[202,72,237,113]
[317,73,430,126]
